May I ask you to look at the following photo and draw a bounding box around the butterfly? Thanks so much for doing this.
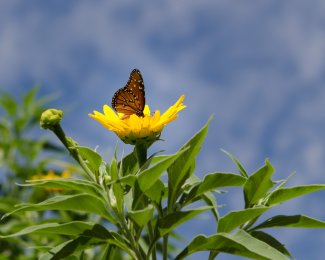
[111,68,146,117]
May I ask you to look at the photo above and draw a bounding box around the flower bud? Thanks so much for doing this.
[40,109,63,129]
[104,175,112,186]
[108,188,117,208]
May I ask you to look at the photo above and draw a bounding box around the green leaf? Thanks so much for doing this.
[244,160,275,208]
[250,231,292,257]
[251,215,325,230]
[201,192,219,221]
[23,86,39,110]
[221,149,248,178]
[144,179,165,203]
[218,207,269,232]
[149,155,170,164]
[267,185,325,206]
[128,205,155,226]
[168,116,212,209]
[119,175,137,187]
[158,206,211,237]
[131,152,183,212]
[110,157,118,180]
[22,178,105,202]
[39,225,135,260]
[111,157,124,213]
[3,194,116,223]
[119,150,138,176]
[0,221,95,238]
[0,197,20,213]
[39,240,72,260]
[137,151,185,192]
[77,146,102,175]
[140,150,164,171]
[185,172,246,204]
[176,229,288,260]
[0,92,17,117]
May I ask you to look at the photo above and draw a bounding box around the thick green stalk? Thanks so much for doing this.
[51,124,96,182]
[163,235,169,260]
[135,141,148,168]
[134,141,157,259]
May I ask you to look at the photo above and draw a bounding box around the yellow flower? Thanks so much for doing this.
[31,170,71,192]
[89,95,186,144]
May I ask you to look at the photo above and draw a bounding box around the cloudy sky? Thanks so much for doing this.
[1,1,325,259]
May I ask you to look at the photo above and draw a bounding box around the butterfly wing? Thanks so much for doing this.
[111,69,145,117]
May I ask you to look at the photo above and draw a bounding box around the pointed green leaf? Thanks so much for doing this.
[144,179,165,203]
[185,172,246,204]
[221,149,248,178]
[138,151,185,192]
[0,221,95,238]
[176,229,288,260]
[119,175,137,187]
[119,151,138,176]
[150,155,170,164]
[0,197,20,212]
[39,240,72,260]
[110,157,118,180]
[22,178,105,202]
[3,194,115,223]
[23,86,39,110]
[111,157,123,213]
[250,231,292,257]
[168,117,212,208]
[267,185,325,206]
[244,160,274,208]
[252,215,325,230]
[39,225,135,260]
[198,172,246,191]
[0,92,17,116]
[77,146,102,174]
[218,207,269,232]
[201,192,219,221]
[128,205,154,226]
[158,206,212,237]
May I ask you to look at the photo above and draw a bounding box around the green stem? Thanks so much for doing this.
[147,202,164,259]
[147,221,156,260]
[51,124,96,182]
[133,142,149,210]
[163,234,169,260]
[135,141,155,259]
[135,141,148,168]
[119,212,144,260]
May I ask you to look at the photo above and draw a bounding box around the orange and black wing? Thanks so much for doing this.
[111,69,145,117]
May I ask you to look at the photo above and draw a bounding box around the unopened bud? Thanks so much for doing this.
[104,175,112,186]
[108,188,117,208]
[40,109,63,129]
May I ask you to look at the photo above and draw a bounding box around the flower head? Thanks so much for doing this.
[40,109,63,130]
[89,95,186,145]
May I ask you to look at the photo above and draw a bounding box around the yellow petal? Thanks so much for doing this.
[144,105,150,116]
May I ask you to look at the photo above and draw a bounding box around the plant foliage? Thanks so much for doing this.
[1,89,325,259]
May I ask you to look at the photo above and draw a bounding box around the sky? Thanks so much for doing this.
[1,0,325,259]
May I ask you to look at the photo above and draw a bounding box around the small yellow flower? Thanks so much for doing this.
[89,95,186,144]
[31,170,71,192]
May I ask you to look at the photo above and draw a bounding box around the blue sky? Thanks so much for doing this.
[1,1,325,259]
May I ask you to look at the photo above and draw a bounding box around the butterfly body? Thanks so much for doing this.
[111,69,146,117]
